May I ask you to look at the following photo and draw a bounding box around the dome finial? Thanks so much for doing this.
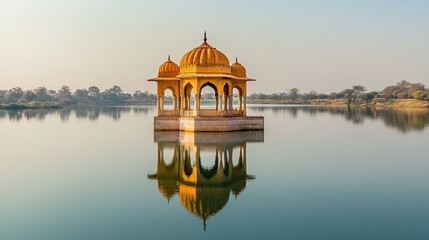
[168,54,170,61]
[235,57,238,63]
[203,31,207,42]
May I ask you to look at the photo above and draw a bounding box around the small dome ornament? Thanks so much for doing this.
[231,57,247,78]
[158,55,179,78]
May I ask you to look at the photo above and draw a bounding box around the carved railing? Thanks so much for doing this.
[161,109,244,117]
[159,110,179,116]
[199,110,219,117]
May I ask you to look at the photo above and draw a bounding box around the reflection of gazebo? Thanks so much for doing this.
[179,185,230,231]
[148,131,263,230]
[148,32,264,132]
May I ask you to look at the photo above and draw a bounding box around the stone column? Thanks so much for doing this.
[239,94,243,113]
[157,96,161,116]
[229,96,233,111]
[215,95,219,111]
[243,95,247,116]
[198,95,201,111]
[194,94,199,116]
[173,95,177,111]
[177,95,180,113]
[219,94,223,112]
[180,94,184,114]
[224,94,228,112]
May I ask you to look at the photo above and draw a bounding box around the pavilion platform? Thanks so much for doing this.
[154,116,264,132]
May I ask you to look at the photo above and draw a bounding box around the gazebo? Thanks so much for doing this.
[148,32,264,132]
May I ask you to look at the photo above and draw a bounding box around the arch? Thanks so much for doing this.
[232,85,244,115]
[199,82,218,95]
[199,82,218,110]
[162,87,175,110]
[232,85,243,96]
[232,87,242,110]
[183,83,194,111]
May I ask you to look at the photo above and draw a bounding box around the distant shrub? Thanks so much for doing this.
[411,90,429,101]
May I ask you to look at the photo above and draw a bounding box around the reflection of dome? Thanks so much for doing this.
[158,55,179,78]
[231,58,247,78]
[157,179,179,201]
[230,178,247,196]
[180,33,230,68]
[178,185,230,227]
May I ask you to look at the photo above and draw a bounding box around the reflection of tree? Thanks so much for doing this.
[0,106,152,122]
[248,106,429,133]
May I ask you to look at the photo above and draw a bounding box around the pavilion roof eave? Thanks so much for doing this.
[147,77,179,82]
[176,73,255,81]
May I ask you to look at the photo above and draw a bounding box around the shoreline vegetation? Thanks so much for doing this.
[247,80,429,109]
[247,99,429,108]
[0,85,156,110]
[1,80,428,110]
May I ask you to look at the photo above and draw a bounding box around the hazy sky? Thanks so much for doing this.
[1,0,428,94]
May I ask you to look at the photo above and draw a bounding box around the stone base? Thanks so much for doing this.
[154,116,264,132]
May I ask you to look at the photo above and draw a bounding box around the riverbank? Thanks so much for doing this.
[2,99,428,110]
[0,103,63,110]
[248,99,429,108]
[0,101,156,110]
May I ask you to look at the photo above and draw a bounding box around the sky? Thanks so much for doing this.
[0,0,428,94]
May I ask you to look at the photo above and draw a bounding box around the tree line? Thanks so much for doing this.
[1,80,428,108]
[0,85,157,106]
[248,80,429,102]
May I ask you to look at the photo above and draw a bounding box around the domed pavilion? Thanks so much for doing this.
[148,32,264,132]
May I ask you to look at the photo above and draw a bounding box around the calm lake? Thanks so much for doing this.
[1,105,428,240]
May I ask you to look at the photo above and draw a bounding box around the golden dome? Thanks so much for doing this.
[158,55,179,78]
[231,58,247,78]
[180,33,230,68]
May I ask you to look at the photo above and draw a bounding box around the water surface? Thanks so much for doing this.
[1,105,428,239]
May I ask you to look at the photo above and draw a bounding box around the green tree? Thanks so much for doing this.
[34,87,50,102]
[75,89,89,101]
[382,80,425,99]
[289,88,299,100]
[0,90,7,103]
[21,90,37,103]
[6,87,24,103]
[102,85,124,103]
[58,86,73,101]
[411,90,429,101]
